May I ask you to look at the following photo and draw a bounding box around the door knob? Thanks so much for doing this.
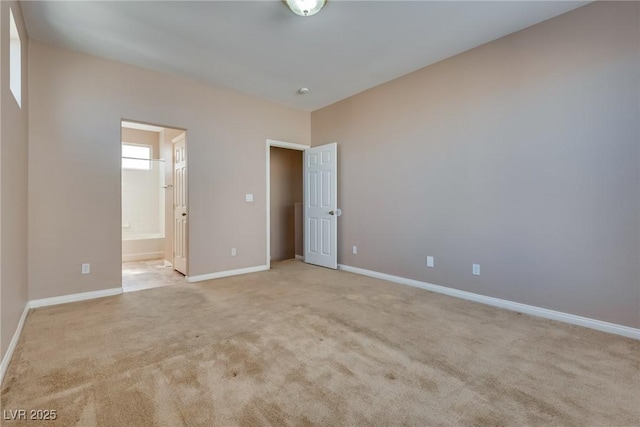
[182,213,187,217]
[329,209,342,216]
[329,211,335,215]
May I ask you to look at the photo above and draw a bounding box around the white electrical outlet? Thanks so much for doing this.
[82,263,90,274]
[353,246,358,254]
[231,248,237,256]
[245,194,253,202]
[473,264,480,276]
[426,256,434,268]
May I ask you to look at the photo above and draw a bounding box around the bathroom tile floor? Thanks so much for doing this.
[122,259,186,293]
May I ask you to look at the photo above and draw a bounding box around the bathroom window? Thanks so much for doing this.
[122,144,152,170]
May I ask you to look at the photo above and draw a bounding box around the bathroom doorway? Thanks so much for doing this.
[121,120,186,292]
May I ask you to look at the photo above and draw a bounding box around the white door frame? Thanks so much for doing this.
[265,139,310,269]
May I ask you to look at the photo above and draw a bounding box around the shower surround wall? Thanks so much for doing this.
[121,128,165,261]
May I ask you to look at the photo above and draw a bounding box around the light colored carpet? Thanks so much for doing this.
[1,260,638,426]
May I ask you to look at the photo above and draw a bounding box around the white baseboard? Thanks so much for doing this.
[295,255,304,261]
[164,260,173,268]
[187,265,268,283]
[29,287,123,309]
[122,252,164,262]
[0,304,30,386]
[338,264,640,340]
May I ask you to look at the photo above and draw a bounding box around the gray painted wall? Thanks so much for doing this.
[312,2,640,328]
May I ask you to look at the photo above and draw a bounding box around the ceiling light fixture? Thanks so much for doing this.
[286,0,326,17]
[298,87,310,94]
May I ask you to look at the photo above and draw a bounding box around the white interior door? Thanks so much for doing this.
[173,133,188,275]
[304,143,338,269]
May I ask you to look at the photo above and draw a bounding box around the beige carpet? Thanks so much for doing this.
[1,260,638,426]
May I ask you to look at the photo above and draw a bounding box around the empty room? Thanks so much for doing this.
[0,1,638,426]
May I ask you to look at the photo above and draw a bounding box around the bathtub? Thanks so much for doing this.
[122,232,165,262]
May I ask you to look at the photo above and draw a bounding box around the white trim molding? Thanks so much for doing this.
[265,139,310,271]
[338,264,640,340]
[266,139,310,151]
[187,265,268,283]
[29,288,123,309]
[122,252,165,262]
[295,254,304,261]
[0,304,30,385]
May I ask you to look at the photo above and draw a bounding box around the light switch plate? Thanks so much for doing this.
[426,256,434,268]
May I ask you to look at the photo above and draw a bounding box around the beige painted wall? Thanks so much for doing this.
[122,128,159,154]
[1,1,29,359]
[270,147,303,261]
[312,2,640,328]
[28,41,309,299]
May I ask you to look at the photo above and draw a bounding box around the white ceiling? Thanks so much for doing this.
[21,1,589,111]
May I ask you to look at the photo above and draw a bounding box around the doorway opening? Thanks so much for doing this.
[121,120,187,292]
[266,140,309,269]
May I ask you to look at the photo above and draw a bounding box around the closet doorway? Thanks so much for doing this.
[266,140,308,268]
